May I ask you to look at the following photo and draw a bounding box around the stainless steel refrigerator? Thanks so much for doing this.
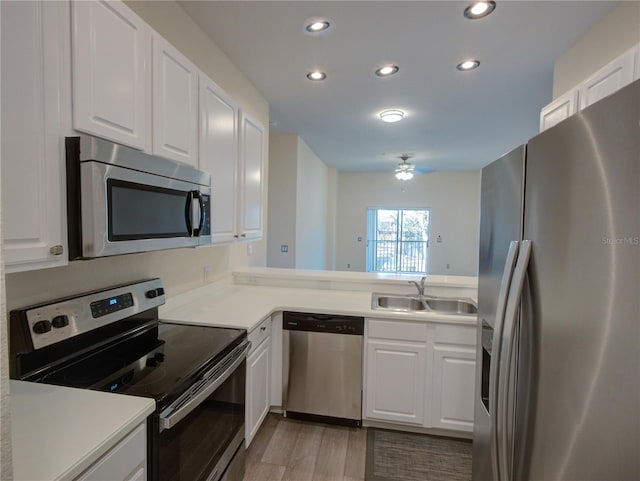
[473,79,639,481]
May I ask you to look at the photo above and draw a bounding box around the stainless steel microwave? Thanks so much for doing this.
[66,135,211,259]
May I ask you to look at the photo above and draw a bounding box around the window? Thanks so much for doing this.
[366,208,431,274]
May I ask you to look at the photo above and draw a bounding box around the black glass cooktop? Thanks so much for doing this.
[37,321,245,409]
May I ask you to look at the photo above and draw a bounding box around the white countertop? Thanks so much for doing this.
[10,381,155,481]
[160,283,476,332]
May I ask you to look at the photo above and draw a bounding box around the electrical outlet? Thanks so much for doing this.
[203,266,212,282]
[247,243,253,256]
[281,244,289,253]
[347,263,351,269]
[446,263,450,269]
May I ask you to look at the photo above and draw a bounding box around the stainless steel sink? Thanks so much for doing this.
[371,293,477,315]
[376,295,426,311]
[423,298,478,314]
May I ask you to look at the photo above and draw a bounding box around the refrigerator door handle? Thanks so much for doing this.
[497,239,532,481]
[489,240,520,481]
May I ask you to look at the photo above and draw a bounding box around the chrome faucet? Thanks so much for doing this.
[409,276,427,297]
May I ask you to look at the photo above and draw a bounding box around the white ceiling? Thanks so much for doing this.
[179,1,615,172]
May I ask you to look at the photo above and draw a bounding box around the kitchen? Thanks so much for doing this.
[1,1,639,480]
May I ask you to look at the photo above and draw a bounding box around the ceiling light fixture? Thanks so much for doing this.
[464,1,496,19]
[307,70,327,81]
[379,109,405,123]
[456,59,480,71]
[304,18,331,33]
[375,65,399,77]
[395,154,415,180]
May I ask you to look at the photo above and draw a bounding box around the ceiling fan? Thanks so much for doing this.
[395,154,415,180]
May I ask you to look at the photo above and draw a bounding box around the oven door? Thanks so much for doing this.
[153,340,249,481]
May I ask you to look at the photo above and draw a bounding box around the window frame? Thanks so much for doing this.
[365,207,431,274]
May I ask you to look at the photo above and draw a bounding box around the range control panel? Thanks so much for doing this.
[14,278,165,350]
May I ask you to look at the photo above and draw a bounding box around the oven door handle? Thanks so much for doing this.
[159,339,251,431]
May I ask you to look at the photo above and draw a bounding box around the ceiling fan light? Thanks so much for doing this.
[379,109,405,122]
[395,170,414,180]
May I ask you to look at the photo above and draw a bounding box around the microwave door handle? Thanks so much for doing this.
[185,192,194,236]
[185,191,201,237]
[195,191,204,235]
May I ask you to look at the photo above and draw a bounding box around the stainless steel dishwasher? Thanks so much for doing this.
[282,311,364,427]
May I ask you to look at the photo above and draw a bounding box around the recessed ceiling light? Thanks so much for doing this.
[304,18,331,33]
[379,109,405,123]
[375,65,400,77]
[464,1,496,19]
[307,70,327,81]
[456,59,480,71]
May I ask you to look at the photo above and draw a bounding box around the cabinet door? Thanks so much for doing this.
[72,0,148,150]
[152,35,198,166]
[75,423,146,481]
[431,345,476,432]
[246,336,271,446]
[578,48,636,110]
[199,75,238,243]
[1,0,69,272]
[365,340,426,425]
[539,89,578,132]
[238,112,264,241]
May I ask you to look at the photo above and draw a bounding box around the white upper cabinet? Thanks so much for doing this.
[238,112,265,241]
[199,75,239,243]
[539,90,579,132]
[1,0,70,272]
[578,47,636,110]
[72,0,148,151]
[152,35,198,166]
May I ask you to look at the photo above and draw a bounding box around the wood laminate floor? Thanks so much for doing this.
[243,414,367,481]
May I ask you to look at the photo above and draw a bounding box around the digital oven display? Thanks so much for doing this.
[90,293,134,318]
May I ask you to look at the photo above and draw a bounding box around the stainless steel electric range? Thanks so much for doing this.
[9,278,249,481]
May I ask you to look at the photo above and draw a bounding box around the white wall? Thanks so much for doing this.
[266,134,332,270]
[553,2,640,98]
[267,135,298,268]
[326,167,338,270]
[0,5,13,475]
[295,140,328,270]
[6,0,270,311]
[336,171,481,276]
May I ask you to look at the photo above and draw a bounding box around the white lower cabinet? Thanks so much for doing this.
[364,319,428,426]
[246,317,271,446]
[430,324,476,432]
[75,422,147,481]
[364,318,476,434]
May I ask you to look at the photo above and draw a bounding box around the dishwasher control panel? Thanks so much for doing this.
[283,312,364,335]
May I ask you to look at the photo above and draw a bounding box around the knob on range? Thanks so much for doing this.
[32,320,52,334]
[145,287,165,299]
[52,315,69,328]
[146,352,165,368]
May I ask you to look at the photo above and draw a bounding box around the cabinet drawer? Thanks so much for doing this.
[433,324,476,346]
[367,319,428,342]
[248,317,271,354]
